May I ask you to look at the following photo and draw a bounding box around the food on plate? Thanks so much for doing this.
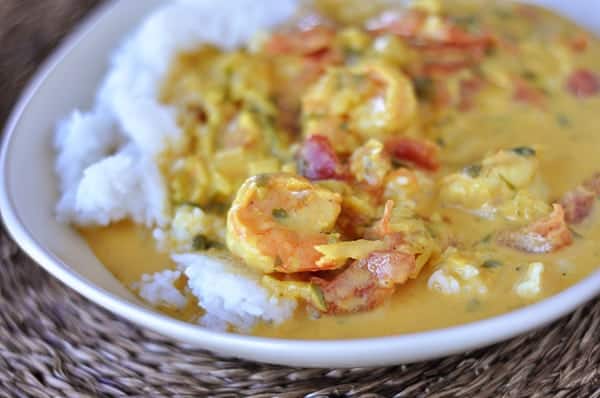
[55,0,600,338]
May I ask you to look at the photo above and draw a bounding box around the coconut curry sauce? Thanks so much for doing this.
[83,0,600,338]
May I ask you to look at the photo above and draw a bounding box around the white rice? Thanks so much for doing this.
[134,269,187,309]
[54,0,300,331]
[174,253,296,332]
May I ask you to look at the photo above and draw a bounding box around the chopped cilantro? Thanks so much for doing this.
[480,234,493,244]
[511,146,536,157]
[556,114,571,128]
[272,208,289,219]
[413,76,434,100]
[482,259,503,268]
[466,298,481,312]
[463,164,482,178]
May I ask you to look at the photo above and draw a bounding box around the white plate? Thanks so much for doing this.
[1,0,600,368]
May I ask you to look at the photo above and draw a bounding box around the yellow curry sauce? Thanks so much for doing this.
[83,0,600,339]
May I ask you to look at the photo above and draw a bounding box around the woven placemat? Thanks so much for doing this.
[1,1,600,397]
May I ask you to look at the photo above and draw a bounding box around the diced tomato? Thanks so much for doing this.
[566,69,600,98]
[316,250,415,314]
[298,135,346,181]
[560,186,595,224]
[385,137,440,171]
[498,204,572,253]
[559,173,600,224]
[569,33,589,53]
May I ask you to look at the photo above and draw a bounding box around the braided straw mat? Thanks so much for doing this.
[1,1,599,397]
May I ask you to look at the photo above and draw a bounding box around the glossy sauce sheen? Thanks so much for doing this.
[83,2,600,339]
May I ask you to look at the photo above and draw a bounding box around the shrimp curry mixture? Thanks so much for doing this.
[83,0,600,338]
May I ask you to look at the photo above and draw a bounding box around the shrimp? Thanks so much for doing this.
[302,61,418,147]
[265,25,337,58]
[366,8,495,76]
[226,173,343,273]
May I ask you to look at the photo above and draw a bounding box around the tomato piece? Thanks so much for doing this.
[316,250,415,314]
[566,69,600,98]
[385,137,440,171]
[559,173,600,224]
[298,135,346,180]
[568,33,589,53]
[560,186,595,224]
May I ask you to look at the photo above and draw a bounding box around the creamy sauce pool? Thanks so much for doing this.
[82,1,600,339]
[83,208,600,339]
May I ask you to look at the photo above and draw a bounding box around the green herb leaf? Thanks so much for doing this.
[413,76,434,100]
[205,202,228,214]
[511,146,536,157]
[274,256,283,267]
[343,47,361,63]
[480,233,493,244]
[272,208,288,219]
[521,69,538,81]
[192,235,209,251]
[192,234,222,251]
[463,164,482,178]
[499,174,516,190]
[391,158,409,169]
[569,227,584,239]
[452,15,478,30]
[466,298,481,312]
[254,174,270,187]
[485,46,497,56]
[181,201,202,209]
[482,259,503,268]
[494,8,513,19]
[556,114,571,128]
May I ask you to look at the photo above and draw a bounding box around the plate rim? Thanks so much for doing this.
[1,0,599,368]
